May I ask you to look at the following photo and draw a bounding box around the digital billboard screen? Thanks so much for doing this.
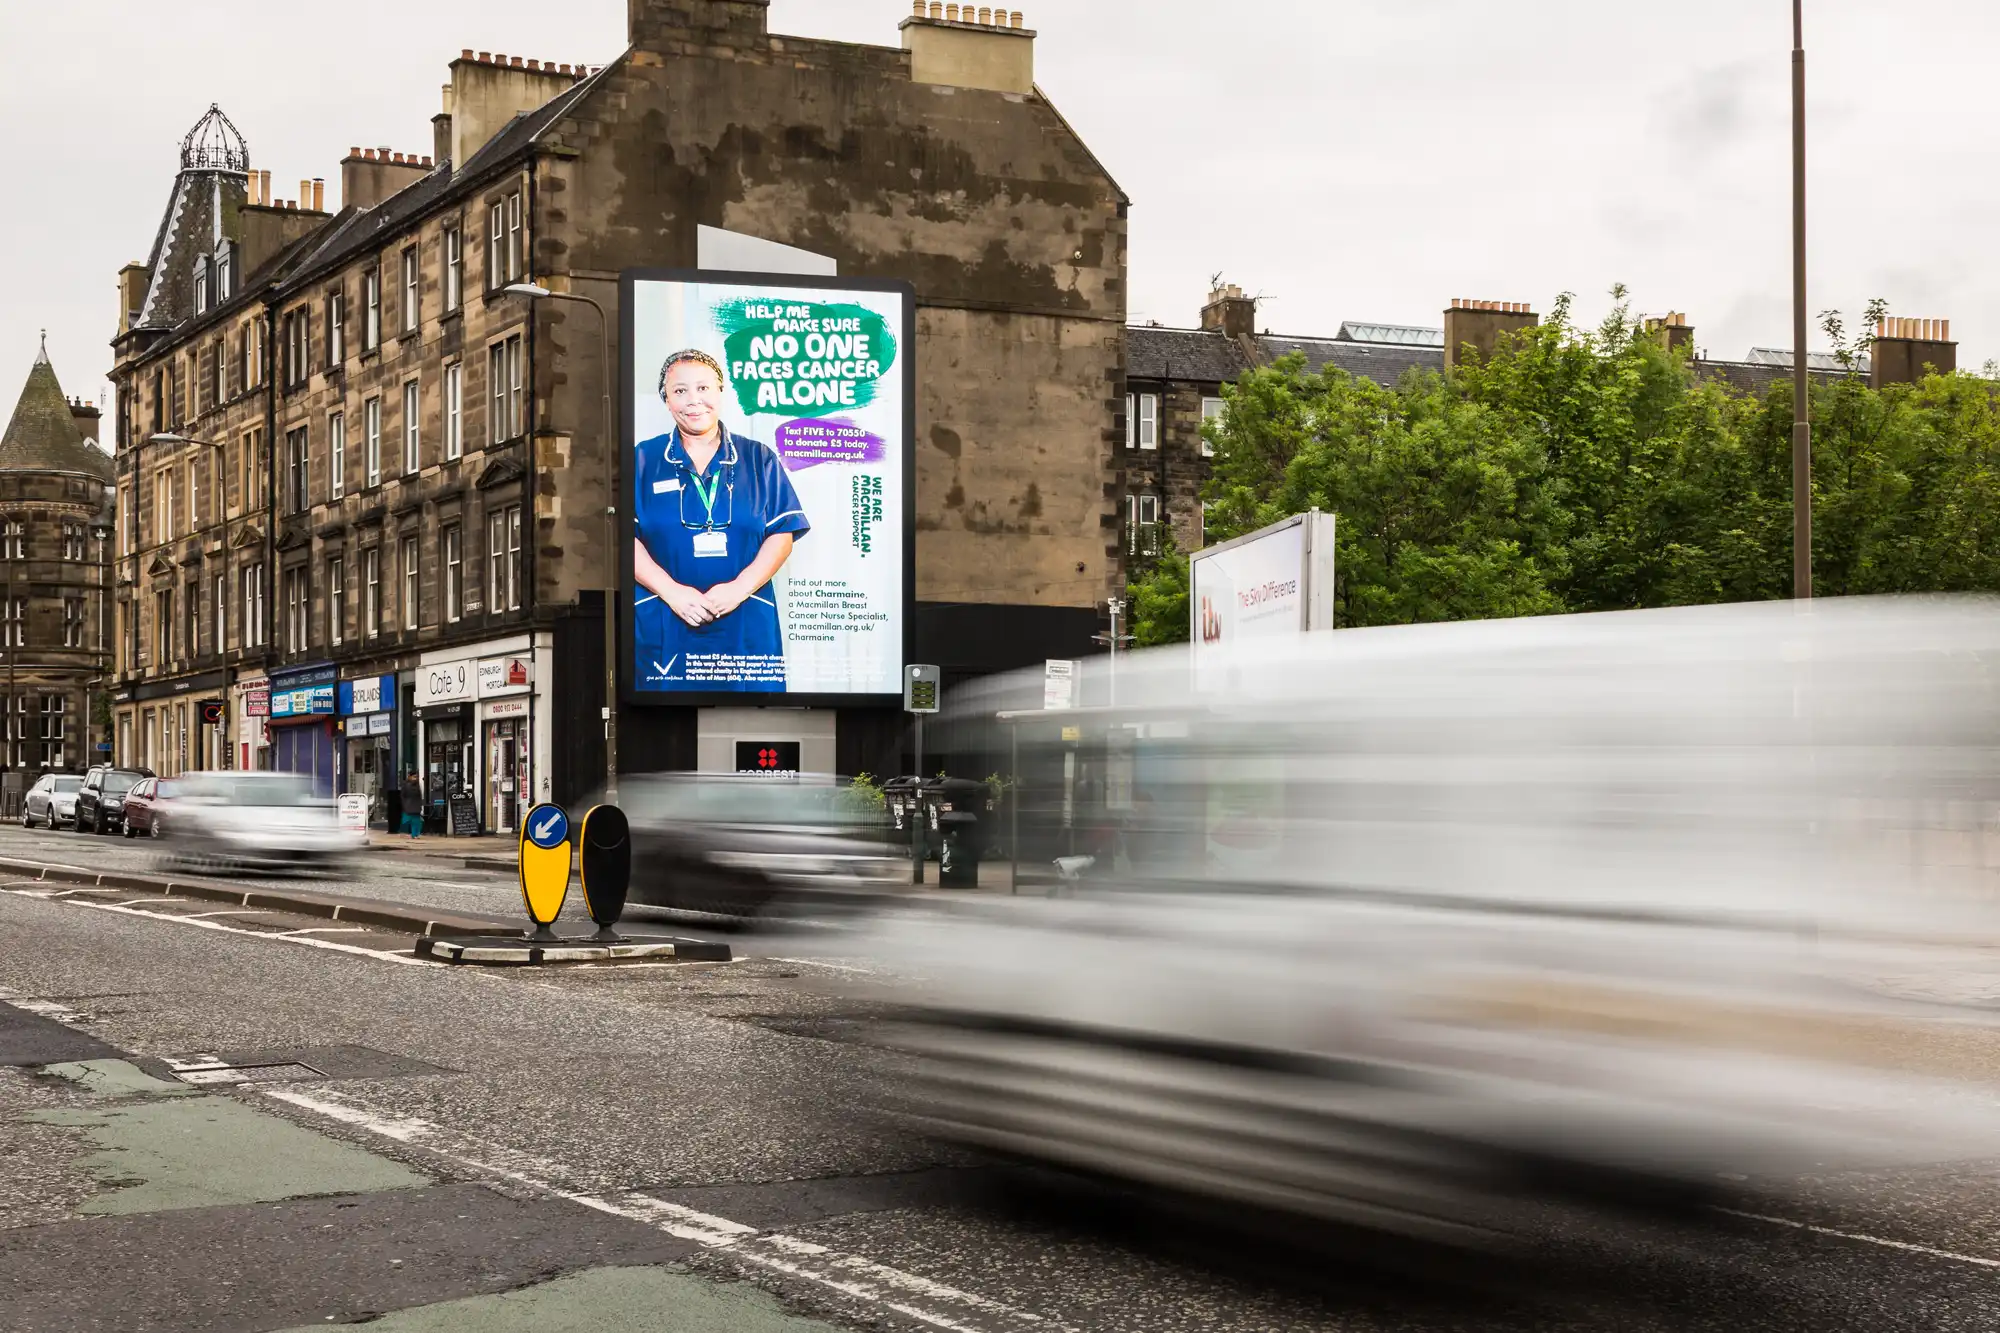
[621,270,914,705]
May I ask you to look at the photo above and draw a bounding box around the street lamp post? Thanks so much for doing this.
[1791,0,1812,599]
[505,283,619,802]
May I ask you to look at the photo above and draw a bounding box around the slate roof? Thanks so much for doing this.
[271,73,600,300]
[1128,325,1444,389]
[0,345,115,479]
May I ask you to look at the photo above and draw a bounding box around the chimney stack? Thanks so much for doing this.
[1443,298,1539,371]
[627,0,770,48]
[446,48,586,172]
[340,146,432,211]
[68,397,102,445]
[1644,311,1695,356]
[901,4,1035,92]
[1870,315,1956,389]
[1199,283,1258,341]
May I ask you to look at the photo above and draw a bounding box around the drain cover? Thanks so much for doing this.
[168,1059,323,1086]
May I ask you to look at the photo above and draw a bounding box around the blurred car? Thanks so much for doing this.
[840,598,2000,1248]
[76,765,153,835]
[22,773,82,830]
[623,773,901,925]
[158,772,366,873]
[120,776,179,838]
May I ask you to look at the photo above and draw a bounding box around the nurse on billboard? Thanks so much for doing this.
[633,349,810,691]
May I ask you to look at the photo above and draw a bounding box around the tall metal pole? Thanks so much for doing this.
[596,310,618,805]
[1791,0,1812,599]
[510,285,619,801]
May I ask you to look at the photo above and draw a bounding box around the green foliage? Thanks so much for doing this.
[1127,285,2000,634]
[837,772,887,819]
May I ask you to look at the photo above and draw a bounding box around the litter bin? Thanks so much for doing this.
[923,777,993,888]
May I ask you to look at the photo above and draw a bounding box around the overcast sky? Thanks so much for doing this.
[8,1,1995,410]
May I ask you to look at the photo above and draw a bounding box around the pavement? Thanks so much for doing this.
[4,820,2000,1330]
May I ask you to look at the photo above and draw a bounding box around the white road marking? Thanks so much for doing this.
[261,1085,1069,1333]
[8,997,91,1023]
[277,926,373,937]
[0,890,437,967]
[183,909,274,920]
[1719,1208,2000,1270]
[765,956,883,976]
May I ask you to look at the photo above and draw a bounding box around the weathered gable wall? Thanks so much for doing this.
[535,3,1126,611]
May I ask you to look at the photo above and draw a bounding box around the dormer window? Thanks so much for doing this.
[215,244,234,302]
[193,262,210,315]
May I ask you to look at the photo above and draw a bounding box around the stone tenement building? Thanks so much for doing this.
[1126,289,1958,557]
[109,0,1125,829]
[0,342,114,778]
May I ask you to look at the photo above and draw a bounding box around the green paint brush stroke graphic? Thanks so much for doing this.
[715,299,898,418]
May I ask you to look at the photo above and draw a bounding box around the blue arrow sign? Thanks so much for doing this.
[525,804,569,851]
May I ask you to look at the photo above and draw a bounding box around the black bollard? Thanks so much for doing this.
[579,804,631,943]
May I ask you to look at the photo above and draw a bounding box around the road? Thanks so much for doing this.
[2,823,1999,1331]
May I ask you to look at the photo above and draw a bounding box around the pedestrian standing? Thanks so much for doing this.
[400,772,426,839]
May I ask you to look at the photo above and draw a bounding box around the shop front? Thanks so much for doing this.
[337,674,398,827]
[232,673,270,771]
[115,670,230,777]
[416,636,549,836]
[269,663,338,797]
[476,653,534,835]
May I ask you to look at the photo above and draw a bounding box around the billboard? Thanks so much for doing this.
[621,270,915,705]
[1189,510,1336,690]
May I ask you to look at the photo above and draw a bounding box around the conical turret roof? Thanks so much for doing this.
[0,339,115,479]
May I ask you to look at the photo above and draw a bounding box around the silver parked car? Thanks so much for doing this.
[22,773,82,829]
[158,772,367,874]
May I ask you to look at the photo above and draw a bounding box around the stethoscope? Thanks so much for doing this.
[668,433,736,531]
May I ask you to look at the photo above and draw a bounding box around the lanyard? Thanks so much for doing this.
[687,465,722,529]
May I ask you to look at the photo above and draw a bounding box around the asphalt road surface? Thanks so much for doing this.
[2,823,1999,1331]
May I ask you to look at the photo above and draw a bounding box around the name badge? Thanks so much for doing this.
[692,531,729,558]
[652,478,681,495]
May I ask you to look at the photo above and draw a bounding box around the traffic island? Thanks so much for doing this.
[414,933,732,965]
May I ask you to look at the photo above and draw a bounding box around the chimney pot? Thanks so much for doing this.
[559,62,571,73]
[511,55,524,67]
[913,0,925,12]
[929,2,943,16]
[527,58,540,70]
[478,50,491,62]
[945,3,959,18]
[1942,319,1951,340]
[461,47,473,59]
[978,6,992,22]
[1012,9,1024,25]
[311,177,324,210]
[348,145,360,157]
[495,52,507,63]
[421,155,433,167]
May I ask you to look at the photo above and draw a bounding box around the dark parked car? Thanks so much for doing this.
[120,777,179,838]
[624,773,900,926]
[76,765,153,835]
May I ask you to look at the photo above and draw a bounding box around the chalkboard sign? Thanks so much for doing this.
[448,795,480,837]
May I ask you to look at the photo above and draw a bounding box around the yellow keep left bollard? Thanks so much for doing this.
[519,802,573,942]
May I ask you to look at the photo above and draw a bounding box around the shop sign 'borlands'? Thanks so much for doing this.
[622,270,915,707]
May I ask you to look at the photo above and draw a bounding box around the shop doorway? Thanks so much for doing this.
[425,718,470,833]
[484,718,527,834]
[348,738,388,825]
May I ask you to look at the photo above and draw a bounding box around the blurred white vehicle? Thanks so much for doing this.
[22,773,81,829]
[841,597,2000,1246]
[159,772,366,874]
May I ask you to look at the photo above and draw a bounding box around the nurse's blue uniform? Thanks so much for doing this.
[633,424,809,693]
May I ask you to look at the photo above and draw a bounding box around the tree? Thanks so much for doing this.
[1129,285,2000,640]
